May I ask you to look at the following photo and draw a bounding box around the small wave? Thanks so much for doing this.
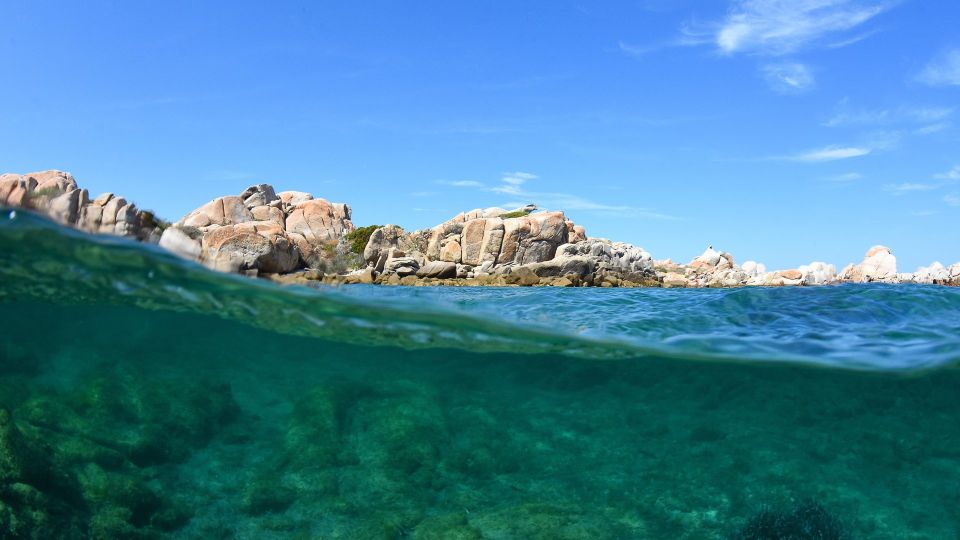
[3,209,959,371]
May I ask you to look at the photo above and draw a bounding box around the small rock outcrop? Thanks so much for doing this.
[839,245,898,283]
[1,170,163,241]
[425,208,573,266]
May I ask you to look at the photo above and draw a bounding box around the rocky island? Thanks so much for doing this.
[3,170,959,288]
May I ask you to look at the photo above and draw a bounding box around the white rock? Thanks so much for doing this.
[159,227,202,260]
[911,262,949,284]
[694,246,722,266]
[798,262,836,285]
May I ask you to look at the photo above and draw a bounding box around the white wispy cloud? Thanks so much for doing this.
[934,166,960,181]
[914,122,951,135]
[884,182,939,194]
[437,179,485,188]
[710,0,892,56]
[826,172,863,182]
[761,63,815,93]
[826,28,881,48]
[439,171,678,219]
[945,193,960,207]
[824,103,954,127]
[918,49,960,87]
[789,145,871,162]
[502,191,679,220]
[912,210,937,217]
[617,40,659,58]
[501,172,537,185]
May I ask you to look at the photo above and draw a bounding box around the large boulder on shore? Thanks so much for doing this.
[520,256,596,279]
[557,239,653,275]
[363,225,406,267]
[0,170,162,241]
[201,222,300,273]
[417,260,457,279]
[164,184,354,273]
[425,209,580,267]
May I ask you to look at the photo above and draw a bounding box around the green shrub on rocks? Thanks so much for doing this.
[345,225,383,255]
[500,210,530,219]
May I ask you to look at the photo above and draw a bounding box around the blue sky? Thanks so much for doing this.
[2,0,959,270]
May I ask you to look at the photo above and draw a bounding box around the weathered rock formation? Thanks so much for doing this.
[0,170,162,241]
[358,209,657,286]
[838,246,898,283]
[160,184,354,274]
[4,169,959,288]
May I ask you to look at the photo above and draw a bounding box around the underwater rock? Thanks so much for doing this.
[467,503,634,540]
[17,372,238,467]
[411,513,483,539]
[1,369,239,538]
[731,502,846,540]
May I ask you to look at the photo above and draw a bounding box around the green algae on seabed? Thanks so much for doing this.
[1,302,960,539]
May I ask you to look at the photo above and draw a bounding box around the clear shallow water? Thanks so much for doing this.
[2,210,960,539]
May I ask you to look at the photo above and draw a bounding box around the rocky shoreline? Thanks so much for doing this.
[3,170,959,288]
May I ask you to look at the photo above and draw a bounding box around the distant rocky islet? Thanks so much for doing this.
[2,170,958,288]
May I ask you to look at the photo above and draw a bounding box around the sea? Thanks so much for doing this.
[2,209,959,539]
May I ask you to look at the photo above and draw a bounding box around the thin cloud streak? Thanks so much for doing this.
[436,180,485,188]
[884,182,939,194]
[435,171,679,220]
[788,146,871,162]
[761,63,815,93]
[918,49,960,87]
[823,104,954,127]
[710,0,892,56]
[621,0,893,59]
[826,172,863,182]
[934,166,960,181]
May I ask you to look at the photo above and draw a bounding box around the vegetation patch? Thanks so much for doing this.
[500,210,530,219]
[345,225,383,255]
[138,210,170,231]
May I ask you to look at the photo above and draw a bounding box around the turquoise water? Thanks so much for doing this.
[2,210,960,539]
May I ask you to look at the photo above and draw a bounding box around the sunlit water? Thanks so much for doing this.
[2,210,959,539]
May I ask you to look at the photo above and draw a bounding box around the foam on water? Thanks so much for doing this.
[2,210,960,539]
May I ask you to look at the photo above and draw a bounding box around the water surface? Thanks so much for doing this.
[1,210,959,539]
